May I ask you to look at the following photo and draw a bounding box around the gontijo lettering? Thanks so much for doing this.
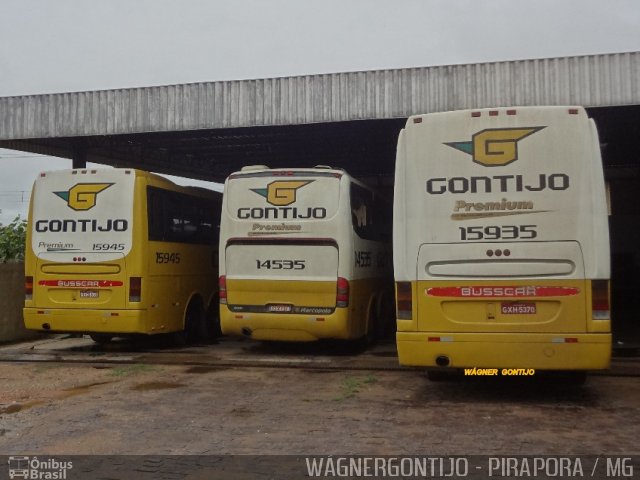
[426,173,569,194]
[35,219,128,232]
[237,207,326,219]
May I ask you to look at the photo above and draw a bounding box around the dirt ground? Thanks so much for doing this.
[0,337,639,458]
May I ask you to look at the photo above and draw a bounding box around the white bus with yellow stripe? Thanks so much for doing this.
[219,165,393,342]
[24,168,222,343]
[393,106,611,374]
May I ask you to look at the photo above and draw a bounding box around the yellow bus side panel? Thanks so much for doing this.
[397,331,611,370]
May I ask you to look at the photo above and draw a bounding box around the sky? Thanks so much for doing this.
[0,0,639,223]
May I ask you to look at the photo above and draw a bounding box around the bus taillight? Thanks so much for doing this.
[591,279,610,320]
[336,277,349,308]
[219,275,227,305]
[25,276,33,300]
[396,282,412,319]
[129,277,142,302]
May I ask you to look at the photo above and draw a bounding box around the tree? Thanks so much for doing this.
[0,216,27,262]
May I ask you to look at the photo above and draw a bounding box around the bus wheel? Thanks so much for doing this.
[206,302,222,341]
[549,371,588,386]
[183,301,206,345]
[89,334,113,344]
[426,369,449,381]
[365,300,382,346]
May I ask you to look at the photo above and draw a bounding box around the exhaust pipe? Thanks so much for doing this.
[435,355,450,367]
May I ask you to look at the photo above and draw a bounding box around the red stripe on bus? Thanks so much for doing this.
[425,286,580,298]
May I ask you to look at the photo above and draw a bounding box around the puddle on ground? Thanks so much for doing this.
[59,381,112,399]
[184,366,227,374]
[131,382,185,391]
[0,400,44,415]
[301,368,338,374]
[229,406,253,417]
[0,381,113,415]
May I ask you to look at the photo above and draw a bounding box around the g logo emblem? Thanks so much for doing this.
[445,127,545,167]
[54,183,113,211]
[251,181,312,206]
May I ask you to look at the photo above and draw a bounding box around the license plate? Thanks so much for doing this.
[267,304,292,313]
[501,302,536,314]
[79,290,99,299]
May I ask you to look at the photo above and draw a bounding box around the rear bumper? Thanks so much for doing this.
[396,331,611,370]
[220,306,353,341]
[24,307,155,335]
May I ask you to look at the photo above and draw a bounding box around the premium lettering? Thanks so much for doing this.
[454,198,534,212]
[252,223,302,231]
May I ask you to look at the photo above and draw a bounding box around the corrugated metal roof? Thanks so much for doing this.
[1,52,639,140]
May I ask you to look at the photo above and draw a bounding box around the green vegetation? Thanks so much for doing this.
[108,364,155,377]
[333,374,377,401]
[0,216,26,262]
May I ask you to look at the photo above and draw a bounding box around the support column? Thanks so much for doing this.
[72,143,86,169]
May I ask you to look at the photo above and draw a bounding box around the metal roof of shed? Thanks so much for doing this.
[0,52,638,181]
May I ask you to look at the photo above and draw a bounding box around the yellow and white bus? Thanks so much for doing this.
[393,106,611,375]
[24,168,222,343]
[219,165,393,342]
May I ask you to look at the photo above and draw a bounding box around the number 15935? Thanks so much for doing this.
[459,225,537,241]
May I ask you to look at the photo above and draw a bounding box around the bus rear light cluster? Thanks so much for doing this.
[25,276,33,300]
[552,337,579,343]
[219,275,227,304]
[591,279,610,320]
[396,282,413,320]
[336,277,349,308]
[129,277,142,302]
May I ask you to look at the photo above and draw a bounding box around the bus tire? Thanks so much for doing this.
[548,370,587,386]
[566,371,588,385]
[365,298,380,346]
[182,299,206,345]
[426,369,450,381]
[206,300,222,341]
[377,288,395,340]
[89,334,113,344]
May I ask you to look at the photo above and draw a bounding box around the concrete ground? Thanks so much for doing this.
[0,335,638,459]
